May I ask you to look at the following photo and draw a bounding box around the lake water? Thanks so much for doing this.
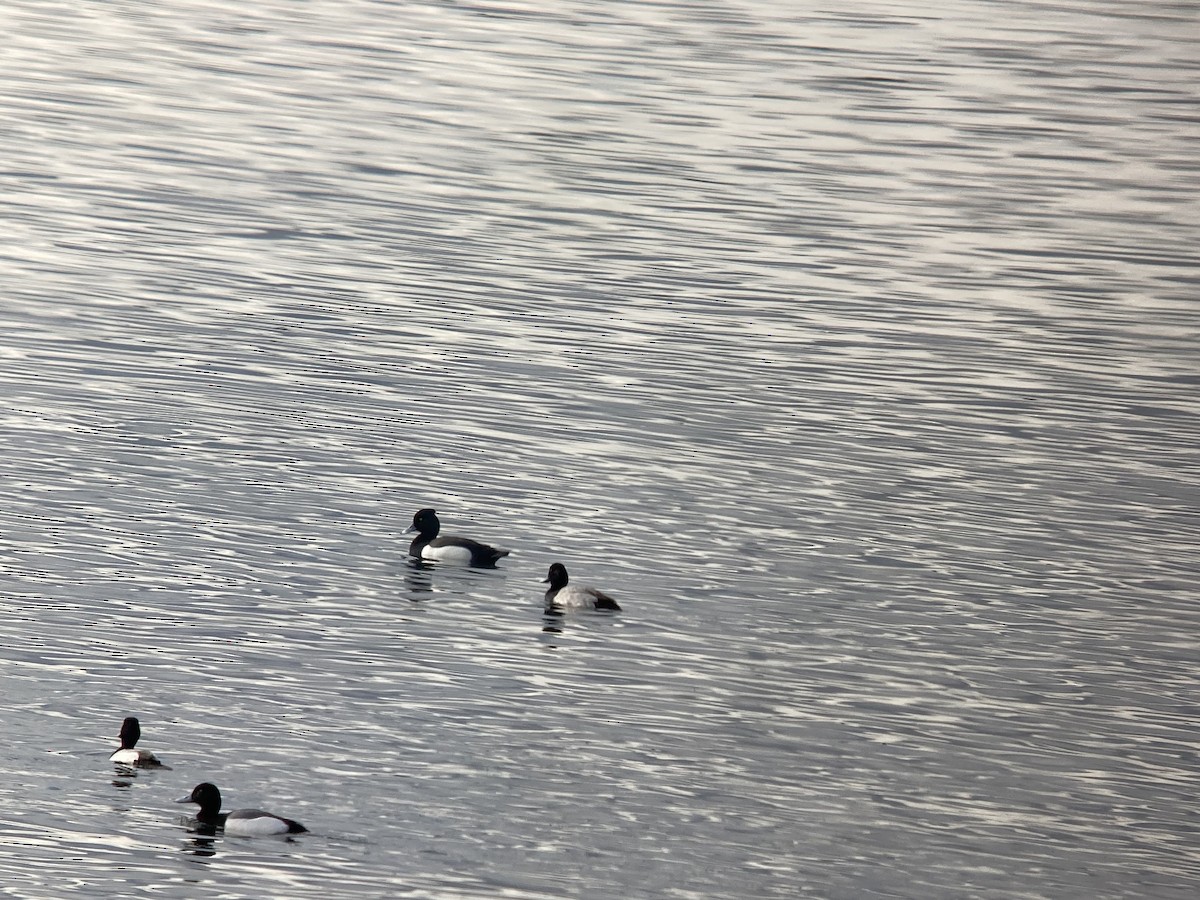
[1,1,1197,897]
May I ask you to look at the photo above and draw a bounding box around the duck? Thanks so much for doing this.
[109,717,166,768]
[406,508,510,567]
[542,562,621,611]
[176,782,307,835]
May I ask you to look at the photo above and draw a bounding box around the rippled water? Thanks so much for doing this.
[2,1,1198,897]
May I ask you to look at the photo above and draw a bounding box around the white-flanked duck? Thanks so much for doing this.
[109,717,166,768]
[176,782,307,836]
[406,508,510,567]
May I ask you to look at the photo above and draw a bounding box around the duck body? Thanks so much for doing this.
[109,747,161,767]
[109,716,165,768]
[177,782,307,835]
[543,563,621,611]
[406,508,509,567]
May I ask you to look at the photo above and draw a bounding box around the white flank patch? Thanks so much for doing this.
[224,813,291,836]
[423,544,473,564]
[554,586,603,609]
[109,748,155,765]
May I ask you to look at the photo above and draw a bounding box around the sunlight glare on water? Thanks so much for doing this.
[1,0,1198,898]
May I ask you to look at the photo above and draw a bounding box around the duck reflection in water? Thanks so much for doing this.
[181,831,219,857]
[403,557,435,602]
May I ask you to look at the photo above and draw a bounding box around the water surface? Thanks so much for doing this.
[1,1,1198,898]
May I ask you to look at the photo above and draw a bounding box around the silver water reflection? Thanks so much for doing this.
[2,0,1198,898]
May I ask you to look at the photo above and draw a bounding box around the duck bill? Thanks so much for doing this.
[175,795,197,804]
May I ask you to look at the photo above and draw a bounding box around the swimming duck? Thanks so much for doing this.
[176,782,307,835]
[542,562,621,611]
[406,508,510,567]
[109,717,165,768]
